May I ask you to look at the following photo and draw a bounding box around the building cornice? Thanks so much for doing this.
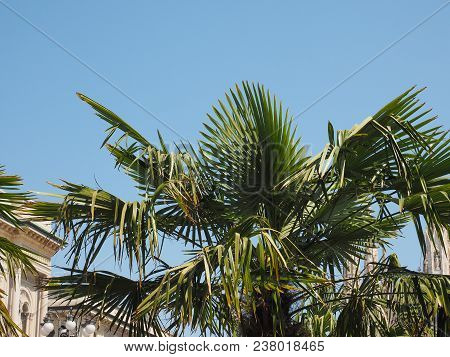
[0,218,62,258]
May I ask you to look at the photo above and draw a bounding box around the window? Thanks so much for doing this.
[20,302,29,334]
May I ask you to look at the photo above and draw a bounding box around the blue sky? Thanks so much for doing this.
[1,0,449,275]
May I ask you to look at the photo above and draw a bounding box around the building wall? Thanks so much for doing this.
[343,228,450,280]
[0,219,60,336]
[1,218,142,337]
[423,228,450,275]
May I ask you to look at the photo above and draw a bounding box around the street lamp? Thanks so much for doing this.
[65,313,77,332]
[41,312,96,337]
[82,320,96,336]
[40,316,54,336]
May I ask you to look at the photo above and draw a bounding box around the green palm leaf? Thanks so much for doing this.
[31,83,450,336]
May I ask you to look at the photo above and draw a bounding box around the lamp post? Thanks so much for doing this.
[81,319,96,337]
[40,312,96,337]
[40,315,54,337]
[65,313,77,333]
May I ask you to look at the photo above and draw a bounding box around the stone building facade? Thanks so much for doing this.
[0,218,155,337]
[423,229,450,275]
[343,228,450,279]
[0,218,61,336]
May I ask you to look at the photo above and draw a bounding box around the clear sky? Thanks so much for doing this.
[1,1,449,275]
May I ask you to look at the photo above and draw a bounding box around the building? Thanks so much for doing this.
[0,217,157,337]
[343,228,450,280]
[423,228,450,275]
[343,246,379,281]
[0,218,61,336]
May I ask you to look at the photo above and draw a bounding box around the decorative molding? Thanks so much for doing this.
[0,219,61,258]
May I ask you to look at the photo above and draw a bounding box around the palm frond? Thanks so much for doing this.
[29,83,450,336]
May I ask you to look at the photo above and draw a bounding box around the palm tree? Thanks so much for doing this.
[0,166,37,336]
[31,82,449,336]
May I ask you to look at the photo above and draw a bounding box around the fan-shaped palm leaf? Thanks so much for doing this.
[30,83,449,336]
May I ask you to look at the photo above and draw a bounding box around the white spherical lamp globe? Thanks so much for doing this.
[81,328,90,337]
[84,323,96,336]
[41,322,54,336]
[66,320,76,331]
